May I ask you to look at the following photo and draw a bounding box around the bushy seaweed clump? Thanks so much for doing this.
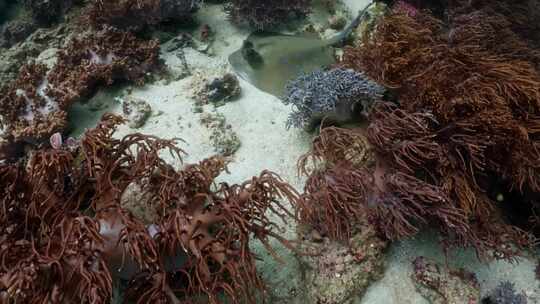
[84,0,202,31]
[483,281,527,304]
[294,0,540,259]
[0,27,159,143]
[0,114,300,303]
[282,68,384,131]
[226,0,312,30]
[296,127,375,240]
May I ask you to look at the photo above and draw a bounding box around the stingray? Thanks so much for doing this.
[228,2,374,97]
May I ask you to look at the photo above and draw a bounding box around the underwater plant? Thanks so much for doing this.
[0,113,300,303]
[84,0,202,31]
[296,125,520,254]
[296,127,374,240]
[0,26,160,143]
[282,68,385,131]
[225,0,312,30]
[300,1,540,259]
[482,281,527,304]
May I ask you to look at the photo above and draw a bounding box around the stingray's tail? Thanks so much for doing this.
[330,1,376,46]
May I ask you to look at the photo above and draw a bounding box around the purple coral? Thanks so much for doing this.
[483,281,527,304]
[282,68,385,131]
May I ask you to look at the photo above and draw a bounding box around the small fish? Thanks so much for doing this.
[49,132,63,150]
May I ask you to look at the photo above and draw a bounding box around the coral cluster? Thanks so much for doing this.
[308,0,540,258]
[0,114,300,303]
[84,0,202,31]
[483,281,527,304]
[226,0,312,30]
[0,27,159,143]
[282,68,384,131]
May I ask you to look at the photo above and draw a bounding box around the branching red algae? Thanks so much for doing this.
[0,114,301,303]
[0,27,160,143]
[296,1,540,259]
[83,0,202,31]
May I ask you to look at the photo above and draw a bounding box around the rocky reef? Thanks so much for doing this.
[412,256,480,304]
[84,0,202,31]
[0,27,160,144]
[192,72,241,106]
[226,0,312,30]
[296,216,387,304]
[121,96,153,128]
[23,0,79,25]
[0,14,37,48]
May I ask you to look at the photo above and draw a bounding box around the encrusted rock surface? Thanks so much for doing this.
[122,97,153,128]
[296,217,387,304]
[200,111,240,156]
[412,256,481,304]
[0,15,37,48]
[0,22,72,85]
[120,181,158,225]
[191,71,241,106]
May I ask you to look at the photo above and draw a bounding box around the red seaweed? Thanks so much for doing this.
[0,114,301,303]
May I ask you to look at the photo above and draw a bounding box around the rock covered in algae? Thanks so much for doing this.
[0,21,72,85]
[225,0,312,30]
[354,1,388,44]
[296,216,387,304]
[23,0,76,25]
[120,181,158,225]
[200,111,241,156]
[0,13,37,48]
[412,256,480,304]
[192,72,241,105]
[122,97,153,128]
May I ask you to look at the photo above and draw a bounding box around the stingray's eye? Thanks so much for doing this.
[243,41,254,49]
[242,48,264,68]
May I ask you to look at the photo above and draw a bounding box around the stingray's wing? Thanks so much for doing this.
[229,32,335,97]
